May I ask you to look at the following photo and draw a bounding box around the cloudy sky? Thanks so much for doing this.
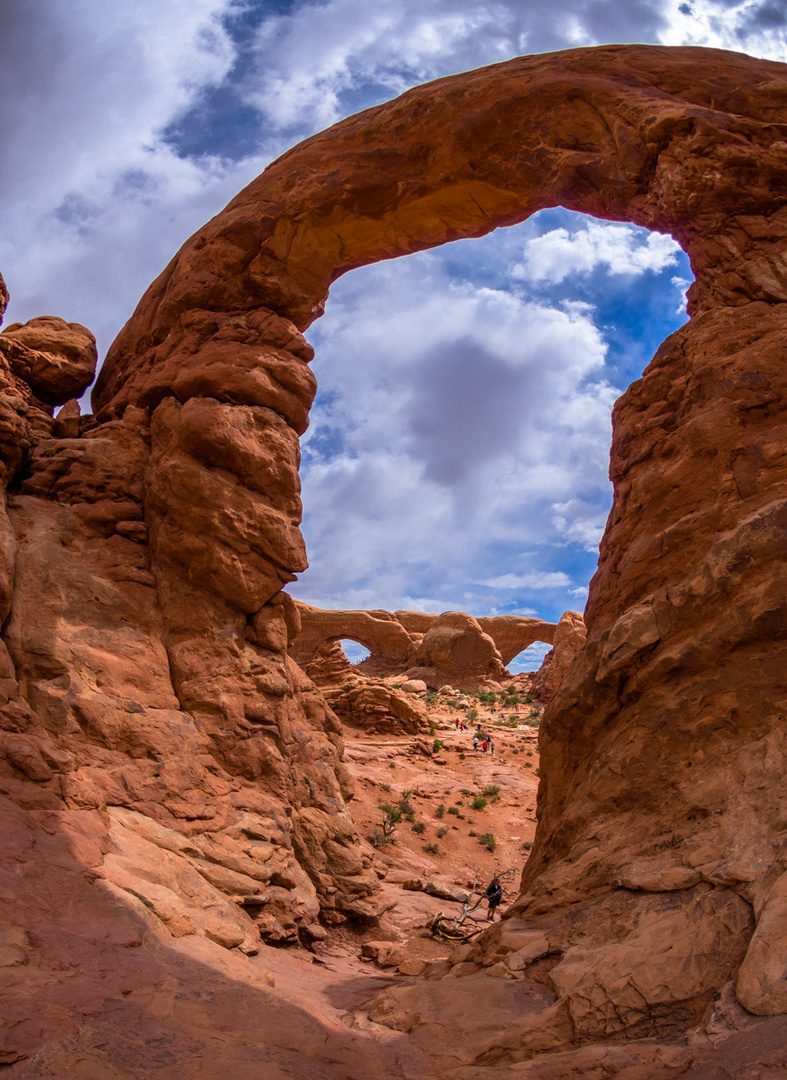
[2,0,785,668]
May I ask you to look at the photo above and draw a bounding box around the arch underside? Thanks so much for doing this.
[90,43,787,1039]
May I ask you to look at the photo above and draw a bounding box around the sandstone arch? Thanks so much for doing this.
[289,602,416,670]
[1,43,785,1066]
[88,43,787,1039]
[475,615,557,667]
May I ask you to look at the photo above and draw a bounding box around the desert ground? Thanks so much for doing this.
[292,685,544,977]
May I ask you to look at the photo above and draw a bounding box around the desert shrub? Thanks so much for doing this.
[425,690,438,705]
[471,795,488,811]
[482,784,501,798]
[412,821,426,834]
[478,833,496,852]
[381,782,391,791]
[447,806,460,817]
[436,804,445,818]
[433,738,443,753]
[466,707,479,721]
[425,843,440,855]
[368,829,392,848]
[429,724,436,736]
[380,803,403,825]
[522,841,533,850]
[437,827,448,838]
[459,753,466,761]
[525,695,533,704]
[478,691,496,705]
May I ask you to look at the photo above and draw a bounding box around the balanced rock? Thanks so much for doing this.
[0,315,96,406]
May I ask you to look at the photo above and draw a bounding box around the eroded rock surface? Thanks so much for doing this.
[305,640,429,735]
[292,601,557,687]
[531,610,586,703]
[2,41,787,1078]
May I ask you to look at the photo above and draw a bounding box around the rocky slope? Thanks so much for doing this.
[2,42,787,1077]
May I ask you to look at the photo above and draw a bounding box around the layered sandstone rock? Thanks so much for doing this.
[3,41,787,1077]
[0,291,381,973]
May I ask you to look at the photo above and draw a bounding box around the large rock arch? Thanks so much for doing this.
[2,43,787,1068]
[89,43,787,1040]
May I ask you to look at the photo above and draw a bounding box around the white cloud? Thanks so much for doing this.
[660,0,787,59]
[477,572,573,590]
[293,240,618,617]
[552,498,610,551]
[514,221,682,284]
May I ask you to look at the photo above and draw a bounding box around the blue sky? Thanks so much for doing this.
[2,0,786,669]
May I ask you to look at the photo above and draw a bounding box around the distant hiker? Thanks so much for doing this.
[455,718,460,729]
[485,876,503,920]
[490,739,495,756]
[482,740,488,753]
[473,736,479,752]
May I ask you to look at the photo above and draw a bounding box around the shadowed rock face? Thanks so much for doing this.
[3,42,787,1074]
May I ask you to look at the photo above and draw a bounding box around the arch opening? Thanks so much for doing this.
[291,207,693,632]
[338,639,372,666]
[508,640,553,675]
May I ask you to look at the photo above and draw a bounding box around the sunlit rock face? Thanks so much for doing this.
[2,42,787,1073]
[291,600,557,688]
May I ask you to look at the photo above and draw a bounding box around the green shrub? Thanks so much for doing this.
[425,843,440,855]
[429,724,436,736]
[425,690,438,705]
[433,738,443,753]
[412,821,426,834]
[478,833,496,852]
[478,691,496,705]
[436,804,445,818]
[522,841,533,850]
[482,784,501,798]
[368,829,392,848]
[437,827,448,838]
[525,695,533,704]
[466,707,478,721]
[380,803,403,825]
[447,806,460,816]
[471,795,488,811]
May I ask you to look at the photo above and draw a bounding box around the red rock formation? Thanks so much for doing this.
[0,315,96,406]
[305,641,429,735]
[3,41,787,1075]
[403,610,507,689]
[531,609,586,702]
[291,601,558,686]
[290,601,415,672]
